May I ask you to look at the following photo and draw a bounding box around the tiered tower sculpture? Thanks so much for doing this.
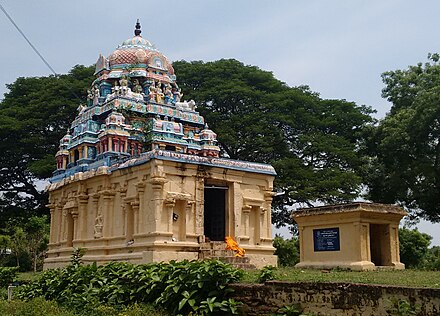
[54,20,219,178]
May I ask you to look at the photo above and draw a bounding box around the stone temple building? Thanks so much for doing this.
[44,21,277,269]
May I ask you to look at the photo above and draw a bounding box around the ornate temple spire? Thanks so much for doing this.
[134,19,141,36]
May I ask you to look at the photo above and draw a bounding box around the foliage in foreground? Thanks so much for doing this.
[0,267,18,287]
[0,297,168,316]
[16,253,243,316]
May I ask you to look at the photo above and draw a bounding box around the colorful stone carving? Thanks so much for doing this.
[53,21,221,178]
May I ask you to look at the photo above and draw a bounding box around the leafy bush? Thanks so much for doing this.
[0,298,168,316]
[17,253,243,315]
[273,236,299,267]
[257,265,276,283]
[388,298,420,316]
[274,303,312,316]
[0,267,18,287]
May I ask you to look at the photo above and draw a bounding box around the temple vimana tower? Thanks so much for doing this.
[44,21,277,269]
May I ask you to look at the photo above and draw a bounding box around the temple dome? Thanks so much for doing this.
[108,36,174,75]
[109,48,149,65]
[119,35,156,50]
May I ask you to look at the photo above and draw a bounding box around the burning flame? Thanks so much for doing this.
[225,236,245,257]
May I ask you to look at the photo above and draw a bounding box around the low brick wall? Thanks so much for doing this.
[231,281,440,316]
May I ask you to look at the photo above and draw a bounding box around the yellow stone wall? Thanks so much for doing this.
[45,158,277,269]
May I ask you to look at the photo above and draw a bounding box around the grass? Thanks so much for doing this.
[16,271,40,283]
[242,267,440,288]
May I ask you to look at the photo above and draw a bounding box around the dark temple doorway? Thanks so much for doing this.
[204,186,227,241]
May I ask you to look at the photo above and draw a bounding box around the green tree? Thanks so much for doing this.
[0,234,11,262]
[0,65,95,225]
[399,227,432,268]
[366,54,440,222]
[174,59,374,227]
[424,246,440,270]
[9,227,28,269]
[273,235,299,267]
[26,216,49,272]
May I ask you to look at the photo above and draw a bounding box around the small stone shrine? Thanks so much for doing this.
[44,21,277,269]
[292,202,406,271]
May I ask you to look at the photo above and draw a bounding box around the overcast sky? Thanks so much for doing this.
[1,0,439,244]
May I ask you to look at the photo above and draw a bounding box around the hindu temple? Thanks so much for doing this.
[44,21,277,269]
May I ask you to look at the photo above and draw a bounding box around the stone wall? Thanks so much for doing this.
[231,281,440,316]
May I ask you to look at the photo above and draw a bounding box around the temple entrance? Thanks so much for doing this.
[370,224,392,266]
[204,186,227,241]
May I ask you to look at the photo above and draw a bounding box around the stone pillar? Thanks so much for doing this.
[390,224,401,265]
[147,177,167,233]
[108,137,112,152]
[186,200,196,236]
[78,194,89,240]
[90,193,99,238]
[125,202,134,240]
[195,177,204,237]
[259,207,266,241]
[135,181,147,233]
[299,226,305,262]
[47,203,56,244]
[230,182,242,239]
[101,190,115,237]
[71,210,79,241]
[61,208,67,242]
[131,201,140,235]
[58,202,65,243]
[242,205,251,238]
[164,198,175,233]
[264,190,275,239]
[53,202,62,244]
[119,186,127,236]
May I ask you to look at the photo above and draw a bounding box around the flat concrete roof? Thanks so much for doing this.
[292,202,407,218]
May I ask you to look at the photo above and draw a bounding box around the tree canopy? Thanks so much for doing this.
[0,65,95,225]
[0,60,375,230]
[366,54,440,222]
[173,59,375,226]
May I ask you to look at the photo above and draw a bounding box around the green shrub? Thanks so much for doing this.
[17,253,243,315]
[0,297,74,316]
[273,236,299,267]
[388,298,420,316]
[0,299,168,316]
[274,303,310,316]
[257,265,277,283]
[0,267,18,287]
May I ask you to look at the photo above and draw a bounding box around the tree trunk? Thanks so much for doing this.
[33,252,37,272]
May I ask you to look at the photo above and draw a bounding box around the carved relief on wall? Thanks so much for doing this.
[94,205,104,238]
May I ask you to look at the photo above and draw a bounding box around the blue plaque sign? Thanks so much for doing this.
[313,227,340,252]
